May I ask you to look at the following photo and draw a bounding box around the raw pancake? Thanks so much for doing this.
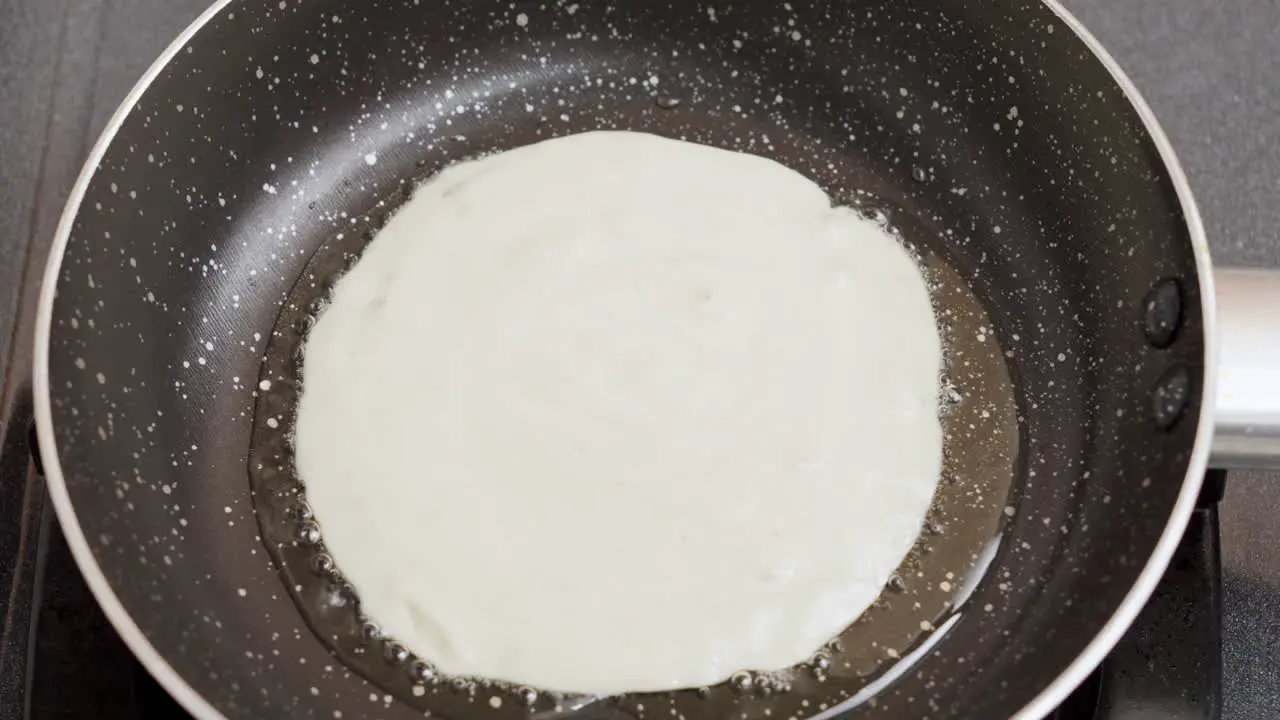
[294,130,943,695]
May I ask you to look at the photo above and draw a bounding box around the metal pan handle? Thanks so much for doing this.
[1210,267,1280,469]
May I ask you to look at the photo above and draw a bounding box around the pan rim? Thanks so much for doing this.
[30,2,1217,719]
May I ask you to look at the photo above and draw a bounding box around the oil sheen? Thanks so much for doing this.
[294,131,944,696]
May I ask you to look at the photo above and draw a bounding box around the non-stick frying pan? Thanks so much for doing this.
[31,0,1280,718]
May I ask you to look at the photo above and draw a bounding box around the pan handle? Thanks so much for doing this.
[1210,267,1280,469]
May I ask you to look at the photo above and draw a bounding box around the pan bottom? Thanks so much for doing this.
[245,150,1020,719]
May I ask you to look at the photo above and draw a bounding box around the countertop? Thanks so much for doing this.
[0,1,1277,718]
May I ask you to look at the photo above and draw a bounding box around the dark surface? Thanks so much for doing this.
[0,411,42,718]
[1092,476,1225,719]
[0,0,1272,719]
[26,513,152,720]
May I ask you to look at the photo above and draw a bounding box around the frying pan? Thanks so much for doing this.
[30,0,1280,718]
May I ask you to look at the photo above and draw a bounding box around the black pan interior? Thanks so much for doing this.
[44,0,1205,718]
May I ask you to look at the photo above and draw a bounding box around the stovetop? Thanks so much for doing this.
[0,1,1277,719]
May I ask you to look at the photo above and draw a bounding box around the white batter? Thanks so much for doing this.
[294,131,943,695]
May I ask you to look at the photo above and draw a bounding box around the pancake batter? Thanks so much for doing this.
[294,131,943,695]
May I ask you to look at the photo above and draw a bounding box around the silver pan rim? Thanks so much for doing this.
[31,2,1217,719]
